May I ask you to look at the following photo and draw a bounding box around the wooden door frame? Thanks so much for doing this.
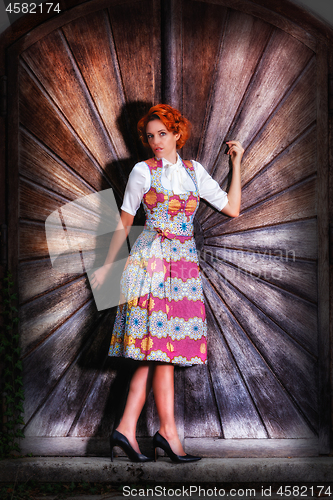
[0,0,332,455]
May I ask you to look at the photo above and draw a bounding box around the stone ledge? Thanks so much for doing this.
[0,457,332,484]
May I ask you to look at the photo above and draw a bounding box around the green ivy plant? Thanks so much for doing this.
[0,270,25,458]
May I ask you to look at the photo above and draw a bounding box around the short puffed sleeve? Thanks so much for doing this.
[120,162,151,216]
[192,160,228,211]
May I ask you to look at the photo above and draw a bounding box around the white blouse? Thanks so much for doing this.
[121,154,229,216]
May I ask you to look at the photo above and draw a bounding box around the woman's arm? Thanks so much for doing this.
[221,140,244,218]
[90,209,134,290]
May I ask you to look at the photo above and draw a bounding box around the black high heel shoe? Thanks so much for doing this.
[110,429,154,462]
[153,431,201,463]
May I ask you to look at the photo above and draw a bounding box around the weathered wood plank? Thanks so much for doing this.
[184,365,222,438]
[68,360,130,438]
[201,270,315,438]
[18,253,96,304]
[315,43,330,454]
[193,0,318,50]
[20,220,71,261]
[23,300,100,423]
[24,310,114,437]
[241,127,316,212]
[204,245,317,303]
[20,277,92,356]
[19,62,113,193]
[19,178,73,223]
[185,437,318,458]
[19,219,126,269]
[203,176,316,235]
[199,49,316,224]
[227,28,312,153]
[19,129,94,200]
[161,0,182,109]
[202,124,316,231]
[239,58,316,188]
[203,254,317,354]
[182,0,228,159]
[8,0,325,454]
[199,31,315,225]
[20,176,120,239]
[205,220,318,261]
[18,436,319,458]
[7,51,20,281]
[5,0,322,66]
[205,303,267,438]
[21,30,120,172]
[61,10,130,163]
[18,222,48,262]
[202,258,318,430]
[198,10,272,172]
[108,0,161,110]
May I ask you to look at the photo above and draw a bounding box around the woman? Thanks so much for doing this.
[91,104,243,463]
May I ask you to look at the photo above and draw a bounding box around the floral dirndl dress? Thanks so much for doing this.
[108,157,207,366]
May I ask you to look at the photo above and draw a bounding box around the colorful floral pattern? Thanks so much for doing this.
[108,158,207,366]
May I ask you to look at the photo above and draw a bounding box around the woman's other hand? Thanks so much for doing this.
[90,264,112,290]
[90,210,134,290]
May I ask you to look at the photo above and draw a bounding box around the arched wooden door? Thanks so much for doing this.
[6,0,329,456]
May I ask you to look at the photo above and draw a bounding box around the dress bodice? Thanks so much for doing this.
[142,157,200,239]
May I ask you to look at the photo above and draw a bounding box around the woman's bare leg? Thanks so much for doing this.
[116,363,153,453]
[152,364,186,456]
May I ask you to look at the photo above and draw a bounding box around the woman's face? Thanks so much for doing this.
[146,119,180,164]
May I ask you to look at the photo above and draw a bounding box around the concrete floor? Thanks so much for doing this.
[1,456,333,484]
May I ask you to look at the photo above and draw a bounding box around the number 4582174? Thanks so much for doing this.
[6,3,61,14]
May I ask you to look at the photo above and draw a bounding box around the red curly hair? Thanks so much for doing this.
[137,104,191,149]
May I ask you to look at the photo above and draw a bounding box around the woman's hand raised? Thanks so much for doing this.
[221,140,243,218]
[226,140,244,163]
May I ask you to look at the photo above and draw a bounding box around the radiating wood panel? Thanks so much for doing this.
[240,127,316,212]
[199,53,316,224]
[109,0,161,106]
[69,362,120,437]
[20,178,72,222]
[23,301,99,423]
[226,29,313,149]
[19,258,84,304]
[182,0,228,158]
[205,219,318,260]
[201,269,315,438]
[203,177,316,234]
[184,365,222,437]
[202,257,318,428]
[24,310,113,436]
[20,221,55,260]
[61,11,130,162]
[21,30,119,172]
[205,254,317,353]
[239,57,316,187]
[204,244,317,303]
[107,0,161,150]
[15,0,321,455]
[198,10,273,171]
[19,62,112,194]
[203,303,268,438]
[19,129,94,200]
[20,278,92,356]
